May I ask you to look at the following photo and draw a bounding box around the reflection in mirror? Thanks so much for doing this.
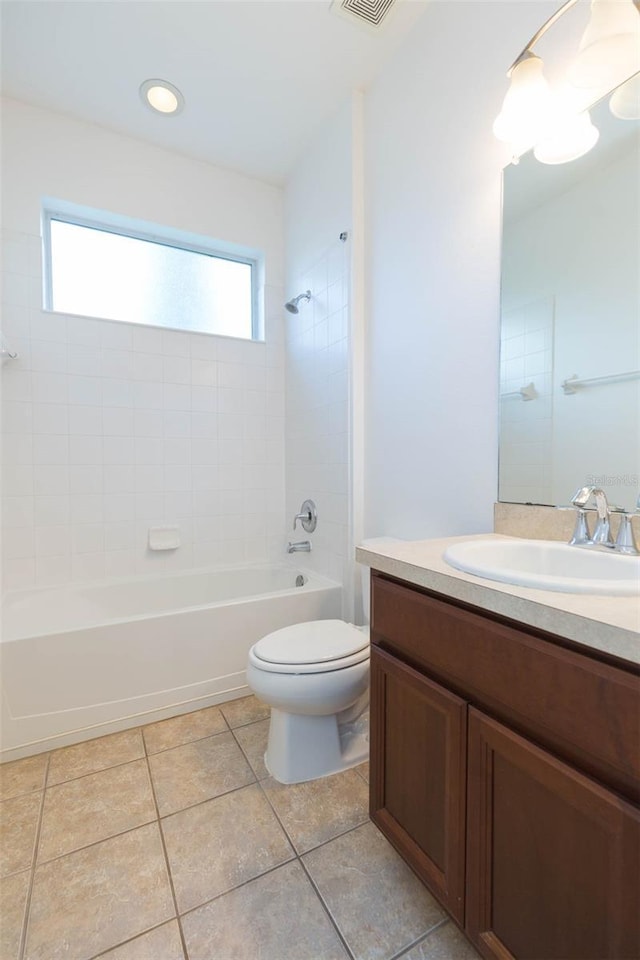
[498,83,640,513]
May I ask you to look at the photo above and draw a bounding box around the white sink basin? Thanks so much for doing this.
[443,538,640,596]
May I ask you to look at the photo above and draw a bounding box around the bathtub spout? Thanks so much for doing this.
[288,540,311,553]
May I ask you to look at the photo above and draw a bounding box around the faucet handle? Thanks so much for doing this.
[614,514,639,555]
[569,508,591,546]
[571,486,593,507]
[293,499,317,533]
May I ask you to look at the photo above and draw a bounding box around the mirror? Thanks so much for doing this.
[498,84,640,513]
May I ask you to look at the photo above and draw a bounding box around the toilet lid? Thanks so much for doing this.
[253,620,368,666]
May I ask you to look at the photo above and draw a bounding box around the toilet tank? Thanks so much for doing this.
[359,537,403,624]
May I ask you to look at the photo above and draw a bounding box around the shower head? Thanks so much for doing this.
[284,290,312,314]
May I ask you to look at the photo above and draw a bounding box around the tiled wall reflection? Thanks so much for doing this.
[499,297,554,506]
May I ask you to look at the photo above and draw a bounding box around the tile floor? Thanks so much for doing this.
[0,696,481,960]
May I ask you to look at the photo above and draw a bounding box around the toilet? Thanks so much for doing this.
[246,538,400,784]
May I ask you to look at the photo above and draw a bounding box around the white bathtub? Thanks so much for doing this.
[0,564,342,761]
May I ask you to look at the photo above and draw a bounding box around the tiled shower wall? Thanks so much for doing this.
[1,229,286,590]
[285,237,350,587]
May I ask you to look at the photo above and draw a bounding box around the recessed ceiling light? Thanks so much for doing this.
[140,79,184,116]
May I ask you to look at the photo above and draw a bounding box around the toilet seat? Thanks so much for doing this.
[250,620,369,675]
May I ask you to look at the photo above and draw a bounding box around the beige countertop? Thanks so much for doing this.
[356,534,640,668]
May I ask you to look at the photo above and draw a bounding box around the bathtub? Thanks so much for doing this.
[0,564,342,761]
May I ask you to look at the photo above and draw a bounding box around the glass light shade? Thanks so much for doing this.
[493,56,559,147]
[533,110,600,164]
[609,71,640,118]
[567,0,640,89]
[147,86,178,113]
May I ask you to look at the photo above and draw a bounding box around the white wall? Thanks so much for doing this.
[284,99,355,616]
[1,99,286,589]
[363,1,557,540]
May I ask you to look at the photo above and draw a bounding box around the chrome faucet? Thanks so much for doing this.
[569,486,637,552]
[288,540,311,553]
[591,488,614,546]
[570,486,613,546]
[569,486,612,545]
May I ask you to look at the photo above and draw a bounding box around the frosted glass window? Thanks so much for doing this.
[47,218,256,339]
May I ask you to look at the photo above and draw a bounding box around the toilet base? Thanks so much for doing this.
[264,699,369,784]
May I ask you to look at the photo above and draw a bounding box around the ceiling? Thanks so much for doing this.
[0,0,430,185]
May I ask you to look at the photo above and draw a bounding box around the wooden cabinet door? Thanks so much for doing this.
[370,645,467,923]
[466,708,640,960]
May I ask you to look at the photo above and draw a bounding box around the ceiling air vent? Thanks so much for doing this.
[330,0,397,30]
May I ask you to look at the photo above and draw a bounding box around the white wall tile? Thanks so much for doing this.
[2,496,34,529]
[3,463,35,496]
[35,524,71,557]
[33,435,69,465]
[72,524,105,554]
[2,228,286,587]
[103,465,135,494]
[33,465,69,496]
[31,341,67,374]
[134,353,164,381]
[33,403,69,435]
[70,494,104,523]
[3,434,33,464]
[69,465,103,494]
[103,437,135,464]
[35,554,71,587]
[164,410,191,437]
[3,557,36,589]
[100,321,133,351]
[102,349,133,379]
[71,552,105,582]
[103,378,134,407]
[68,375,101,406]
[104,549,137,578]
[68,345,102,377]
[34,495,70,525]
[33,372,68,404]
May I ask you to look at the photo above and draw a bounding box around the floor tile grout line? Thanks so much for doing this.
[29,815,161,869]
[43,728,148,790]
[155,778,371,925]
[298,855,358,960]
[143,719,234,758]
[27,773,266,871]
[253,776,363,959]
[143,737,190,960]
[177,854,299,924]
[84,918,182,960]
[161,776,369,928]
[29,767,262,870]
[38,753,150,800]
[18,753,50,960]
[388,918,450,960]
[228,724,267,781]
[44,751,147,791]
[254,774,371,856]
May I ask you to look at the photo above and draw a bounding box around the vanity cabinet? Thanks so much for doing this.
[369,571,640,960]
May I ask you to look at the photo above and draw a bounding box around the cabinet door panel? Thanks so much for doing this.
[467,708,640,960]
[370,645,467,923]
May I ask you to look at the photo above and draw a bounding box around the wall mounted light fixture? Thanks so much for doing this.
[494,0,640,164]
